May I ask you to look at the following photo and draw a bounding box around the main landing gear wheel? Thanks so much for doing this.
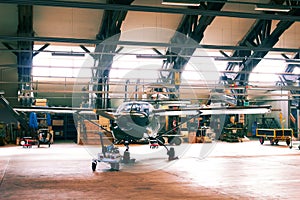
[286,139,290,146]
[121,151,135,164]
[92,160,97,172]
[122,151,130,163]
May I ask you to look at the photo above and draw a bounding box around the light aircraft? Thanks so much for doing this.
[13,100,272,171]
[97,101,271,146]
[91,100,272,170]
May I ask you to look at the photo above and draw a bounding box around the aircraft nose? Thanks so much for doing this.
[116,115,131,130]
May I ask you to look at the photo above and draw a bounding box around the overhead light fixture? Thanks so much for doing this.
[255,4,290,12]
[214,57,244,62]
[136,54,168,59]
[162,0,200,7]
[51,52,85,57]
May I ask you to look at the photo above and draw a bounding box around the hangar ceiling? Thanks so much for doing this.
[0,0,299,108]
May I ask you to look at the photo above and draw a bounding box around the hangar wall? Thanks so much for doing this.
[0,43,18,105]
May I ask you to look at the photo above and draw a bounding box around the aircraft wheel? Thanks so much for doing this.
[92,161,97,172]
[167,147,175,160]
[110,163,120,171]
[123,151,130,163]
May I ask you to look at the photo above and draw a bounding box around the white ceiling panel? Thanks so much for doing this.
[33,6,103,40]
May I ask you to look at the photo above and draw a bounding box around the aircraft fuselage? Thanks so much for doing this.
[112,101,158,142]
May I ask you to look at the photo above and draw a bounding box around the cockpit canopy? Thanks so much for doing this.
[116,101,154,116]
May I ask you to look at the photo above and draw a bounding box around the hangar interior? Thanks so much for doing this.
[0,0,300,172]
[0,0,299,144]
[1,0,300,199]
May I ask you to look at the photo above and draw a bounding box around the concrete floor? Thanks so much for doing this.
[1,140,300,200]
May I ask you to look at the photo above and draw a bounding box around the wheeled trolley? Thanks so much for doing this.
[20,137,36,148]
[92,144,122,171]
[37,128,52,148]
[256,128,293,146]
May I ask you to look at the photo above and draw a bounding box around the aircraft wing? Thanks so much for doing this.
[153,105,271,116]
[153,108,201,116]
[199,105,272,115]
[13,106,97,114]
[14,104,271,118]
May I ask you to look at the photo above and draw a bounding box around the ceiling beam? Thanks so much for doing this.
[236,10,300,84]
[160,1,226,99]
[32,43,50,57]
[1,0,300,21]
[93,0,134,109]
[1,35,299,53]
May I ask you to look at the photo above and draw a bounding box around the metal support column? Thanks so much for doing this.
[17,5,34,106]
[92,0,134,109]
